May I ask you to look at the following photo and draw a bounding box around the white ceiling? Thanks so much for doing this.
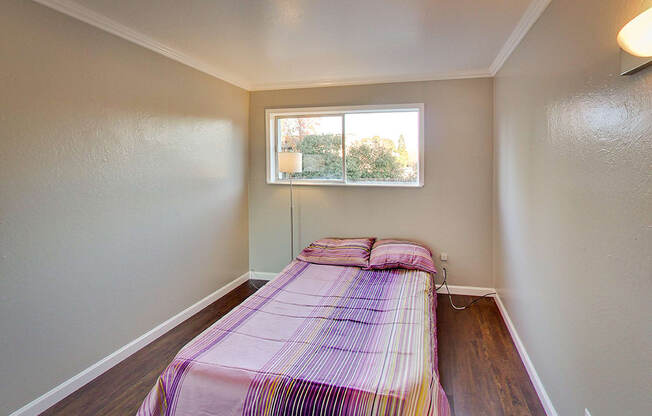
[35,0,551,90]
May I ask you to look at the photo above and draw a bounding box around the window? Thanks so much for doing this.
[266,104,424,187]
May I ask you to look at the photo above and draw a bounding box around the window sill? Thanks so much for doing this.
[267,180,424,188]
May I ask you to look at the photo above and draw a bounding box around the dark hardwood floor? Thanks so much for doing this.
[42,281,544,416]
[437,294,545,416]
[40,281,262,416]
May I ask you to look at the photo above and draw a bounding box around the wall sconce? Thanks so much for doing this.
[618,7,652,75]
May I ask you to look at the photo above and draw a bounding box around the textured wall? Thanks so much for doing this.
[493,0,652,415]
[0,1,249,413]
[249,79,494,287]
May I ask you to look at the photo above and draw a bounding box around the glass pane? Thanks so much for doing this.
[344,111,419,184]
[277,116,343,180]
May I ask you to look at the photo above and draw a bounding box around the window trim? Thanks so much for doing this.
[265,104,425,188]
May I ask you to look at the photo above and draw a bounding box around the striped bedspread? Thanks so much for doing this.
[137,261,450,416]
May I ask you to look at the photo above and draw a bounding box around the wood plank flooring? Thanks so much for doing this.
[40,281,262,416]
[41,280,545,416]
[436,294,546,416]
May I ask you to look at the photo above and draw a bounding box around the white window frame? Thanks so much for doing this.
[265,104,425,187]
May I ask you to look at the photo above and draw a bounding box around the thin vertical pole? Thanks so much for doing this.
[289,176,294,261]
[341,114,347,182]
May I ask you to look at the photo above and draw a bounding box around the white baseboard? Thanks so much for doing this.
[9,271,251,416]
[494,294,558,416]
[436,284,496,296]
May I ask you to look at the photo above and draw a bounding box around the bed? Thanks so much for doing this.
[137,259,450,415]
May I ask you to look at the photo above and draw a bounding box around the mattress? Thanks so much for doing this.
[137,260,450,415]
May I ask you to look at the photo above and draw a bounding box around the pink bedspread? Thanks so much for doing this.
[137,261,450,415]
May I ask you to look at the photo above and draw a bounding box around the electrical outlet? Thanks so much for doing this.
[585,408,592,416]
[440,252,448,261]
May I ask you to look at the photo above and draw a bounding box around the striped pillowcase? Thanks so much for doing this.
[367,239,437,274]
[297,238,376,268]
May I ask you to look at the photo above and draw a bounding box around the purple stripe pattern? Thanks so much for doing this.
[296,237,375,268]
[367,239,437,275]
[137,261,450,416]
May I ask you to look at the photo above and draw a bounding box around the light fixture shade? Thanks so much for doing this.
[278,152,302,174]
[617,7,652,57]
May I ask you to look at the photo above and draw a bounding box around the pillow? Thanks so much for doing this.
[367,239,437,274]
[297,237,375,268]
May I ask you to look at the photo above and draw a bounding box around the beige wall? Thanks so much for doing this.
[249,79,494,287]
[493,0,652,415]
[0,1,249,414]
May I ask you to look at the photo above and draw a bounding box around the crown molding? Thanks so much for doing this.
[489,0,552,75]
[33,0,550,91]
[249,69,493,91]
[32,0,252,90]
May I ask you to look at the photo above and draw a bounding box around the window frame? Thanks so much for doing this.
[265,103,425,187]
